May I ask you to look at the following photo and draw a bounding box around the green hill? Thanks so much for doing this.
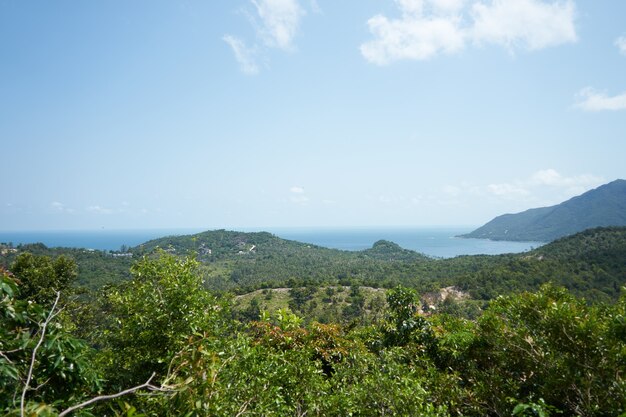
[133,227,626,302]
[3,227,626,304]
[461,179,626,242]
[133,230,428,262]
[131,229,434,292]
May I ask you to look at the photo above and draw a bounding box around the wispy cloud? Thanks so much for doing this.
[471,0,577,50]
[290,195,310,204]
[252,0,305,50]
[224,0,307,74]
[289,185,309,204]
[360,0,577,65]
[529,169,603,188]
[360,0,466,64]
[50,201,75,214]
[223,35,260,74]
[309,0,321,14]
[486,183,531,199]
[575,87,626,111]
[485,169,604,202]
[87,205,114,215]
[437,170,603,208]
[616,35,626,55]
[572,36,626,111]
[442,185,462,197]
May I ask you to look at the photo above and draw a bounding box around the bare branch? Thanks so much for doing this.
[234,397,253,417]
[0,350,14,364]
[32,377,52,392]
[20,291,60,417]
[58,373,170,417]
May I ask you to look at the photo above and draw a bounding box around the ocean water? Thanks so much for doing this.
[0,227,544,258]
[267,227,543,258]
[0,229,205,252]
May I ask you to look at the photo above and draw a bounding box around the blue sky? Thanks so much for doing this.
[1,0,625,231]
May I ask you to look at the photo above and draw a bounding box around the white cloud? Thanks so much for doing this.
[251,0,304,50]
[361,0,577,64]
[360,0,466,64]
[290,195,310,204]
[445,169,603,206]
[225,0,307,73]
[87,205,113,215]
[378,194,409,205]
[575,87,626,111]
[223,35,260,75]
[573,37,626,112]
[432,0,467,14]
[396,0,424,16]
[471,0,577,50]
[442,185,462,196]
[487,183,531,198]
[288,186,309,204]
[530,169,603,188]
[50,201,75,214]
[616,35,626,55]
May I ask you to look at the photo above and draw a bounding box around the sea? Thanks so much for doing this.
[0,227,544,259]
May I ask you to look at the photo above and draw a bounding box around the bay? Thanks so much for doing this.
[0,227,544,258]
[266,227,544,258]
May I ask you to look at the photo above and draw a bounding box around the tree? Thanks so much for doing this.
[10,253,77,305]
[100,252,230,388]
[0,268,101,415]
[467,284,626,416]
[382,286,431,348]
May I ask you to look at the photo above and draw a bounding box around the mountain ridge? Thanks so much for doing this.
[461,179,626,242]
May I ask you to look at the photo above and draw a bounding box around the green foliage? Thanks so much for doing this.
[160,333,330,416]
[7,227,626,305]
[100,252,230,387]
[10,252,77,304]
[288,285,317,313]
[2,228,626,416]
[462,284,626,416]
[144,227,626,303]
[1,244,133,291]
[382,286,431,347]
[362,239,425,261]
[512,398,559,417]
[326,347,449,417]
[259,307,303,331]
[234,286,388,325]
[0,268,101,415]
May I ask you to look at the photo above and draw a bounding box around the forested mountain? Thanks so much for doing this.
[461,179,626,242]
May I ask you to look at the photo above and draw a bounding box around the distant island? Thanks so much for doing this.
[461,179,626,242]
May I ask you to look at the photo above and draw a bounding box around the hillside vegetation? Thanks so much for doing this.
[3,227,626,304]
[2,241,625,416]
[136,227,626,303]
